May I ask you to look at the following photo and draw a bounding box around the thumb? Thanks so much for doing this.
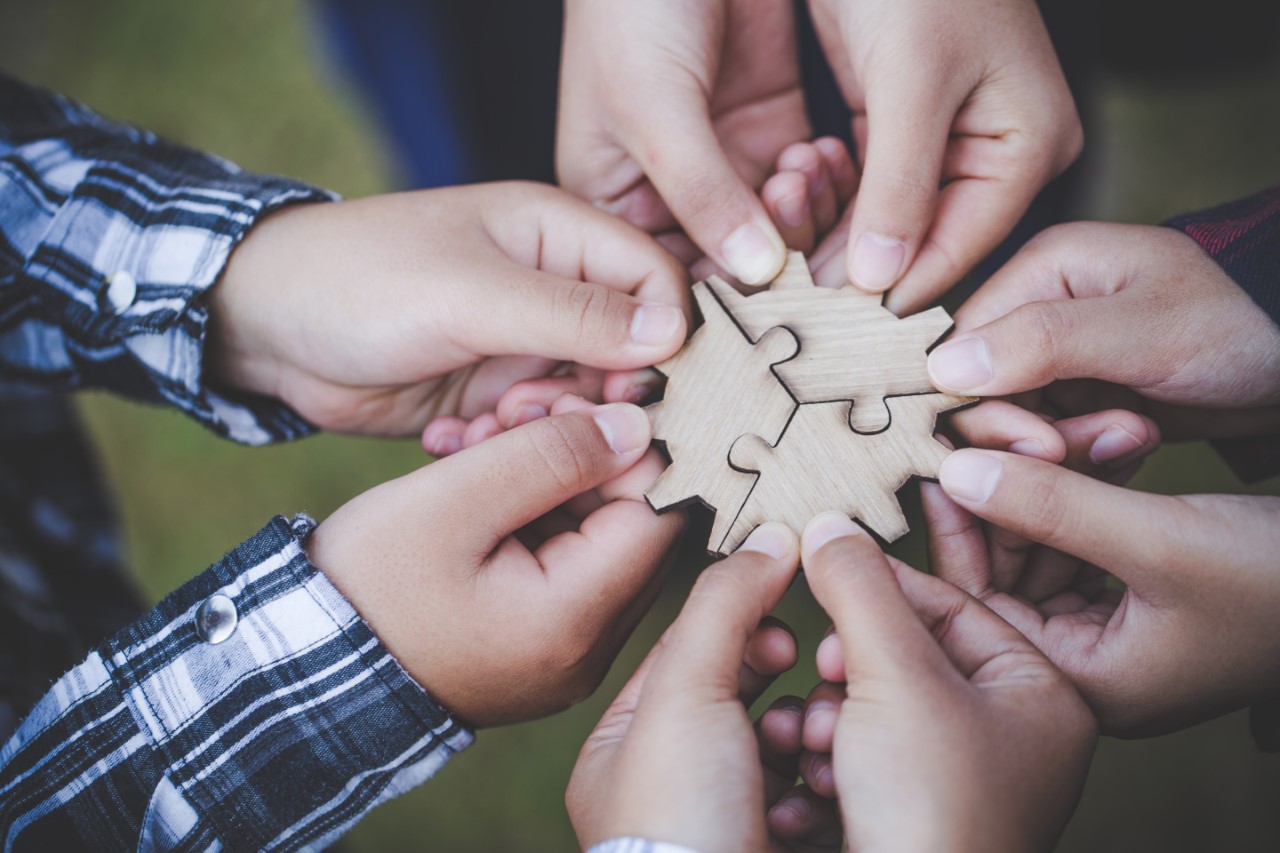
[421,403,652,549]
[800,512,948,682]
[631,95,788,286]
[474,269,688,371]
[844,82,955,293]
[927,292,1157,397]
[936,448,1186,588]
[642,524,801,699]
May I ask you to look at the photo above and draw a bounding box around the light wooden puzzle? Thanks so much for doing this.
[645,252,975,556]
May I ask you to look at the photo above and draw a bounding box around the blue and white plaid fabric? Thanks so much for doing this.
[0,74,472,849]
[0,71,327,445]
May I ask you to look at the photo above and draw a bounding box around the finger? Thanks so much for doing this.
[814,629,842,684]
[921,480,997,598]
[472,268,688,370]
[495,370,607,428]
[798,750,836,799]
[813,136,859,210]
[740,617,800,707]
[642,523,801,699]
[423,403,652,550]
[758,696,805,803]
[801,681,845,754]
[937,448,1189,585]
[603,368,664,405]
[1052,409,1161,473]
[767,785,843,847]
[809,201,856,289]
[882,172,1041,316]
[844,79,955,293]
[776,142,837,236]
[421,417,466,457]
[629,98,788,285]
[946,400,1067,462]
[462,412,502,448]
[762,171,817,253]
[801,512,947,681]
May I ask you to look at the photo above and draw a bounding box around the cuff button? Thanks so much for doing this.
[196,594,238,644]
[106,270,137,313]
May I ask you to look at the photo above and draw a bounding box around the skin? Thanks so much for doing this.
[208,182,691,444]
[904,222,1280,735]
[567,524,842,852]
[569,517,1096,852]
[558,0,1080,311]
[307,395,685,728]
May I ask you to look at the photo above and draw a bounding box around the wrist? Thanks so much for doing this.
[207,204,309,399]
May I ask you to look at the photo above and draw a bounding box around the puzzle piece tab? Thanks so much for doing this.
[720,393,975,554]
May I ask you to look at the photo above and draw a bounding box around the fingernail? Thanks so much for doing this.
[630,303,683,346]
[815,758,835,793]
[802,511,863,561]
[770,795,812,823]
[849,231,905,292]
[776,189,809,228]
[622,384,650,404]
[430,433,462,456]
[592,403,650,454]
[721,221,784,285]
[1009,438,1050,459]
[805,701,838,740]
[1089,426,1144,465]
[939,450,1002,504]
[928,337,993,392]
[508,403,548,429]
[815,632,842,677]
[738,522,796,560]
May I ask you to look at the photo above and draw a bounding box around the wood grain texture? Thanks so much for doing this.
[646,280,799,551]
[707,254,953,433]
[722,393,976,552]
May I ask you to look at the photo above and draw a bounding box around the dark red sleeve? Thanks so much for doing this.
[1163,186,1280,485]
[1165,184,1280,325]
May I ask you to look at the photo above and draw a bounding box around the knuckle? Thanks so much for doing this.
[530,417,601,493]
[1016,300,1075,377]
[1014,468,1072,545]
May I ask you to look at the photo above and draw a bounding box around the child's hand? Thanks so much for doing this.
[305,395,683,727]
[799,513,1096,853]
[566,524,842,852]
[207,183,689,443]
[927,223,1280,439]
[922,445,1280,736]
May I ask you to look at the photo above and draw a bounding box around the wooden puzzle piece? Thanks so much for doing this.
[645,280,800,552]
[719,393,976,554]
[707,253,953,433]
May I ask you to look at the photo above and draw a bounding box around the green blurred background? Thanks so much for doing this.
[3,1,1279,850]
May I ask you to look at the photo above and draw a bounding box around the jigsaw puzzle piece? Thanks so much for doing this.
[644,280,801,553]
[720,393,975,553]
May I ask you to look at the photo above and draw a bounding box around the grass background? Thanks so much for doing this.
[3,1,1279,849]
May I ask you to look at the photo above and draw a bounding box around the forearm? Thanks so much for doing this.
[0,72,331,444]
[0,515,471,850]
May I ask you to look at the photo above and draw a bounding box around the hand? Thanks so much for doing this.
[802,0,1080,311]
[925,443,1280,736]
[927,223,1280,440]
[306,395,683,726]
[208,182,689,442]
[799,512,1096,853]
[559,0,807,286]
[567,524,842,852]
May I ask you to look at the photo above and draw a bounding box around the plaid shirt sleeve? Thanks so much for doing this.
[0,514,473,850]
[1163,185,1280,484]
[0,72,333,445]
